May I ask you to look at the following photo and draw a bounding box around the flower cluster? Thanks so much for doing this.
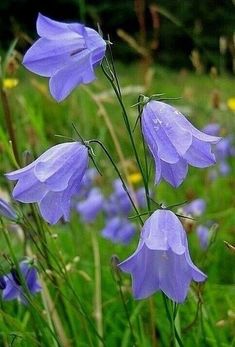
[4,13,222,306]
[182,198,214,250]
[0,261,41,304]
[202,123,235,180]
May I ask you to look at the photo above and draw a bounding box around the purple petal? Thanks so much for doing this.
[36,13,84,40]
[161,158,188,187]
[12,173,48,203]
[2,275,20,300]
[183,138,216,168]
[0,198,17,220]
[158,250,192,303]
[34,143,88,191]
[147,101,193,156]
[49,52,95,101]
[23,37,85,77]
[39,191,64,224]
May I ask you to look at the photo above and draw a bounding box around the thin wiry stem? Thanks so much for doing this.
[89,139,143,226]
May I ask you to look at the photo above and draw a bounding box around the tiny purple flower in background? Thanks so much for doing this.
[104,179,132,217]
[202,123,220,136]
[0,276,6,290]
[215,137,233,160]
[196,225,210,249]
[135,187,147,209]
[0,198,17,220]
[23,13,106,101]
[102,217,136,245]
[183,198,206,217]
[219,161,231,176]
[112,179,132,215]
[141,100,221,187]
[6,142,88,224]
[119,209,206,302]
[77,188,104,222]
[2,261,41,303]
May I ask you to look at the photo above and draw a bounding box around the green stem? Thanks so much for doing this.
[101,59,151,214]
[89,139,143,226]
[90,229,104,346]
[0,88,20,165]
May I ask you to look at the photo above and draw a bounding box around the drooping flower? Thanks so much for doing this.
[196,225,210,249]
[2,261,41,303]
[77,187,104,222]
[0,198,17,220]
[183,199,206,217]
[23,13,106,101]
[119,209,206,302]
[102,217,136,245]
[6,142,88,224]
[141,100,221,187]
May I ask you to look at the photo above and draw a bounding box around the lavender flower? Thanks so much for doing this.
[77,188,104,222]
[202,123,220,136]
[104,179,132,217]
[141,100,221,187]
[119,209,206,302]
[102,217,136,245]
[183,199,206,217]
[196,225,210,249]
[216,138,233,160]
[23,13,106,101]
[0,198,17,220]
[2,261,41,303]
[6,142,88,224]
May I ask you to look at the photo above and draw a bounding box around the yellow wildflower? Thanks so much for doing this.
[128,172,142,184]
[3,78,19,89]
[227,97,235,111]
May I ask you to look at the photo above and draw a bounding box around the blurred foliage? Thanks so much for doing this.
[0,0,235,71]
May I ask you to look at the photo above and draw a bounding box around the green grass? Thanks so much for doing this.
[0,62,235,347]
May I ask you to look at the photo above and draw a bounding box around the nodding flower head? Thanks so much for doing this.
[23,13,106,101]
[119,209,206,303]
[141,100,221,187]
[6,142,89,224]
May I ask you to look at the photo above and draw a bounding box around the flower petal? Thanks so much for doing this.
[148,101,193,155]
[161,158,188,187]
[12,173,48,203]
[23,37,85,77]
[34,143,88,191]
[2,275,20,300]
[49,53,95,101]
[36,13,84,40]
[119,243,161,299]
[39,191,64,224]
[158,250,192,303]
[183,138,216,168]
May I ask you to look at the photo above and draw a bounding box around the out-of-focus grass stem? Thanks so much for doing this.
[0,88,20,166]
[91,228,104,346]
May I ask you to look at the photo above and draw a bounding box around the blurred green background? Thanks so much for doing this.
[1,0,235,71]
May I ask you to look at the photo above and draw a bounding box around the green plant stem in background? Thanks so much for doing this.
[0,88,20,166]
[90,228,104,347]
[0,219,62,346]
[89,139,143,226]
[162,293,184,347]
[101,52,151,213]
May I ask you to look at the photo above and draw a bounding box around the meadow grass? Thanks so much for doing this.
[0,62,234,347]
